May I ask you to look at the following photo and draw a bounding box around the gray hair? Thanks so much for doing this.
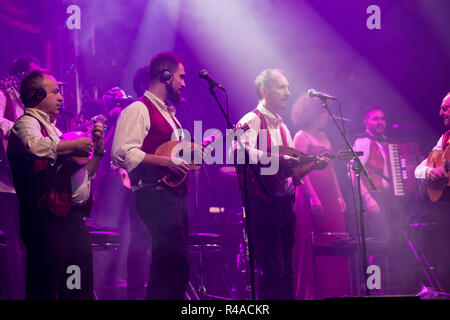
[254,69,284,100]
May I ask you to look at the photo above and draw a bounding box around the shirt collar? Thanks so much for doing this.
[144,90,176,115]
[365,129,387,143]
[257,101,283,127]
[25,108,57,127]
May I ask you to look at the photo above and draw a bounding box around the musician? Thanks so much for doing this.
[353,105,412,294]
[353,106,391,239]
[0,55,41,299]
[414,92,450,188]
[290,93,350,299]
[414,92,450,292]
[234,69,328,299]
[112,52,190,299]
[7,69,105,299]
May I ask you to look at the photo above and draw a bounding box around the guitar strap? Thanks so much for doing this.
[251,109,293,196]
[252,108,288,148]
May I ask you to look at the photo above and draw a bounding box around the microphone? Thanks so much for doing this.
[180,96,189,104]
[392,124,416,130]
[331,114,352,122]
[198,70,225,91]
[307,89,336,100]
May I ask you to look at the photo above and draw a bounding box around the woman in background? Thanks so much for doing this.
[290,93,350,299]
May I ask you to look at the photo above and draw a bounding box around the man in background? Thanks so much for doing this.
[0,55,41,299]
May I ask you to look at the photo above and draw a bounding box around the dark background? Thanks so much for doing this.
[1,0,449,299]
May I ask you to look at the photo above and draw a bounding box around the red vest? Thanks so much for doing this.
[252,108,288,148]
[239,109,290,200]
[366,139,386,191]
[443,130,450,151]
[129,96,179,187]
[8,114,92,218]
[140,96,177,154]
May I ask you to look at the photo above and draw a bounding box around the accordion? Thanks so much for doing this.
[387,143,421,196]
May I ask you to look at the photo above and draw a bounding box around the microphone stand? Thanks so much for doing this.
[205,83,269,300]
[319,97,376,296]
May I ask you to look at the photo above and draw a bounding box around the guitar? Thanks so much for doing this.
[154,123,250,188]
[426,148,450,202]
[240,145,360,200]
[60,114,107,165]
[276,146,359,178]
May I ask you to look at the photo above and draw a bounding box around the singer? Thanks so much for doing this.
[234,69,328,299]
[290,93,350,300]
[112,52,191,300]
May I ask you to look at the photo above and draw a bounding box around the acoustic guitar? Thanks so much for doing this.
[240,145,360,200]
[426,147,450,202]
[275,146,359,178]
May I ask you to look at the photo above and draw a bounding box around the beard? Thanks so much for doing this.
[167,82,182,105]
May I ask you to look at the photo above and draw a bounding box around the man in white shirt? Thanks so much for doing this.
[353,106,390,215]
[112,52,190,300]
[414,92,450,293]
[235,69,327,299]
[7,69,105,299]
[415,92,450,187]
[353,106,410,294]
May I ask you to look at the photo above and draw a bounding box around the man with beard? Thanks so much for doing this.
[112,52,190,299]
[353,106,390,237]
[353,105,403,293]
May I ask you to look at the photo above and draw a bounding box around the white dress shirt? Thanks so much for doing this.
[235,102,295,196]
[414,135,443,180]
[10,108,91,204]
[236,102,294,161]
[111,90,184,173]
[353,131,390,190]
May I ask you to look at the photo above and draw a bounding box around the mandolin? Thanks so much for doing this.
[60,114,107,165]
[155,124,249,188]
[426,148,450,202]
[240,145,361,200]
[276,145,360,178]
